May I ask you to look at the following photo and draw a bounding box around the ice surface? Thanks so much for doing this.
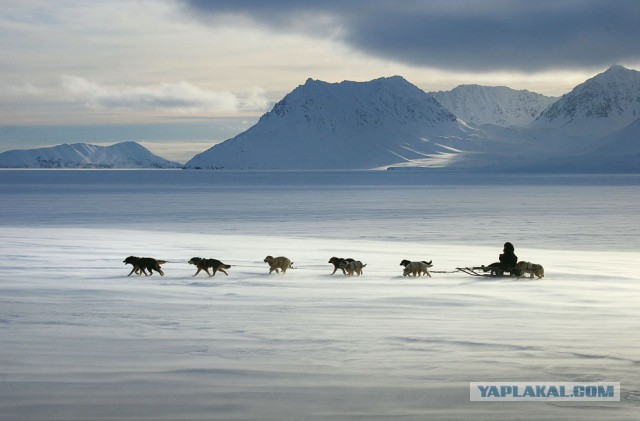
[1,170,639,420]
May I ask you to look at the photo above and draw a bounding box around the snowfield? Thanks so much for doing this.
[1,170,639,420]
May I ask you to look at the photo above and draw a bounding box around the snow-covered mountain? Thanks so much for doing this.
[185,66,638,172]
[187,76,487,170]
[0,142,181,168]
[431,85,556,127]
[532,65,640,136]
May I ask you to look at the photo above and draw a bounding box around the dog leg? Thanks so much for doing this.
[218,268,228,276]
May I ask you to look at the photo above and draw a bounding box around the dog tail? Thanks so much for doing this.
[222,264,231,269]
[156,260,168,265]
[362,263,367,268]
[422,260,433,266]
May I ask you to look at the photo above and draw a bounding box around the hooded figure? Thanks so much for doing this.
[499,242,517,269]
[485,242,519,276]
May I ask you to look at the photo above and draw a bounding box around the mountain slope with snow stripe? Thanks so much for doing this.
[186,77,487,170]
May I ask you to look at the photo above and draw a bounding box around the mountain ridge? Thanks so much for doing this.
[431,85,557,127]
[0,141,181,168]
[3,66,638,172]
[187,76,482,170]
[187,66,639,172]
[532,65,640,135]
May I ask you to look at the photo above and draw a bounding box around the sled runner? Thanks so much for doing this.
[454,266,518,277]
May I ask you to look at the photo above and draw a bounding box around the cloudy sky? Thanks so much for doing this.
[1,0,639,162]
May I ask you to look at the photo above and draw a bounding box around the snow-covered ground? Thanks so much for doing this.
[1,170,639,420]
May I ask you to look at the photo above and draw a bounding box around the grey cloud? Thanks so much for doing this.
[181,0,640,72]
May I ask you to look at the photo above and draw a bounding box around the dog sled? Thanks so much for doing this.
[452,261,544,279]
[452,265,519,277]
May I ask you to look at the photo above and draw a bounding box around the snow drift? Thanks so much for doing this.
[1,170,639,420]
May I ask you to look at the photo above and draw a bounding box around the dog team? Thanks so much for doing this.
[124,241,544,279]
[124,253,544,279]
[122,255,449,278]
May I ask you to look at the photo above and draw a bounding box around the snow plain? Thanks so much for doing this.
[1,170,639,420]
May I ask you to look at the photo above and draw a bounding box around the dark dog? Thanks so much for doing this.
[328,257,355,275]
[188,257,231,277]
[123,256,166,276]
